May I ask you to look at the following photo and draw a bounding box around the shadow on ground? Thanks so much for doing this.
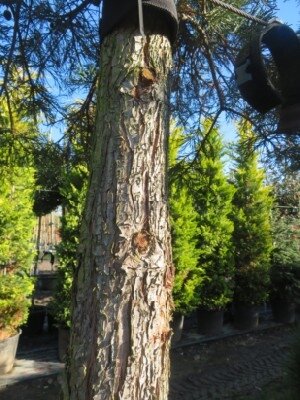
[0,324,295,400]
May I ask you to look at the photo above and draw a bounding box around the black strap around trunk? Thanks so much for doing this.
[101,0,178,44]
[235,23,300,113]
[263,24,300,107]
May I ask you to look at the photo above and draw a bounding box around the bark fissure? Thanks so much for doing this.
[65,29,173,400]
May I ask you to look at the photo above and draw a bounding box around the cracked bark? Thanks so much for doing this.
[63,29,173,400]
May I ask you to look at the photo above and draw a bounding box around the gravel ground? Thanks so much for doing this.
[0,325,294,400]
[169,325,293,399]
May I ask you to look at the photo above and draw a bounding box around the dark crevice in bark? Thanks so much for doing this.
[143,170,150,233]
[152,112,161,165]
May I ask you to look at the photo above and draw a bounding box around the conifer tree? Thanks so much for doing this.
[231,122,273,305]
[0,86,36,274]
[51,104,91,328]
[52,163,88,328]
[0,83,36,340]
[192,123,235,310]
[269,174,300,303]
[169,127,201,315]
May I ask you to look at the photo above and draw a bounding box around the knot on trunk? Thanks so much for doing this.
[132,230,152,255]
[132,67,157,99]
[140,67,156,87]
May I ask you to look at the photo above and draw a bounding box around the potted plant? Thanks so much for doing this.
[169,127,201,342]
[230,124,273,330]
[0,74,38,374]
[268,208,300,323]
[0,273,34,374]
[170,182,202,342]
[49,104,91,360]
[50,265,72,361]
[50,162,89,360]
[270,264,299,323]
[197,269,234,335]
[190,124,235,336]
[233,266,270,330]
[172,263,202,342]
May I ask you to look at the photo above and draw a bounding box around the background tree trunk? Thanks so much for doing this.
[63,29,174,400]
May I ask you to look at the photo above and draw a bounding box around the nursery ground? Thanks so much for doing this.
[0,324,295,400]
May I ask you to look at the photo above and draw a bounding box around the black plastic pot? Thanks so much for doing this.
[197,309,224,336]
[271,300,295,324]
[233,303,259,331]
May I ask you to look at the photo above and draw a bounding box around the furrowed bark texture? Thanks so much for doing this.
[64,30,173,400]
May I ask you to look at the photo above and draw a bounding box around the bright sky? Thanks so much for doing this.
[48,1,300,143]
[276,0,299,29]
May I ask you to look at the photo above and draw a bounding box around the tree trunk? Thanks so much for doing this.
[63,30,173,400]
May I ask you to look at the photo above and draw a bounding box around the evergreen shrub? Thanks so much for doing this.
[169,127,202,315]
[231,123,273,305]
[192,124,235,311]
[0,274,34,340]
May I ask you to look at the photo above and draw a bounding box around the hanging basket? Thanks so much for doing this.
[235,22,300,133]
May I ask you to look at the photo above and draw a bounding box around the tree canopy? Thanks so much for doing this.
[0,0,298,169]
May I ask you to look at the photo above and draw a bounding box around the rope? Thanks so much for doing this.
[208,0,270,26]
[138,0,146,37]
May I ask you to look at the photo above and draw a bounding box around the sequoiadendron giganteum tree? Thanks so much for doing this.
[62,1,178,399]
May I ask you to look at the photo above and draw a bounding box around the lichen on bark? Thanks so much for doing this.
[63,29,174,400]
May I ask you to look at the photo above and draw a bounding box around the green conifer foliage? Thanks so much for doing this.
[52,163,88,328]
[193,123,235,310]
[51,105,91,328]
[0,94,36,274]
[169,127,202,315]
[0,91,36,339]
[0,165,35,271]
[231,123,273,305]
[269,174,300,302]
[270,209,300,302]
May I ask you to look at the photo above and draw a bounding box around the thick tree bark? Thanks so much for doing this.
[63,30,173,400]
